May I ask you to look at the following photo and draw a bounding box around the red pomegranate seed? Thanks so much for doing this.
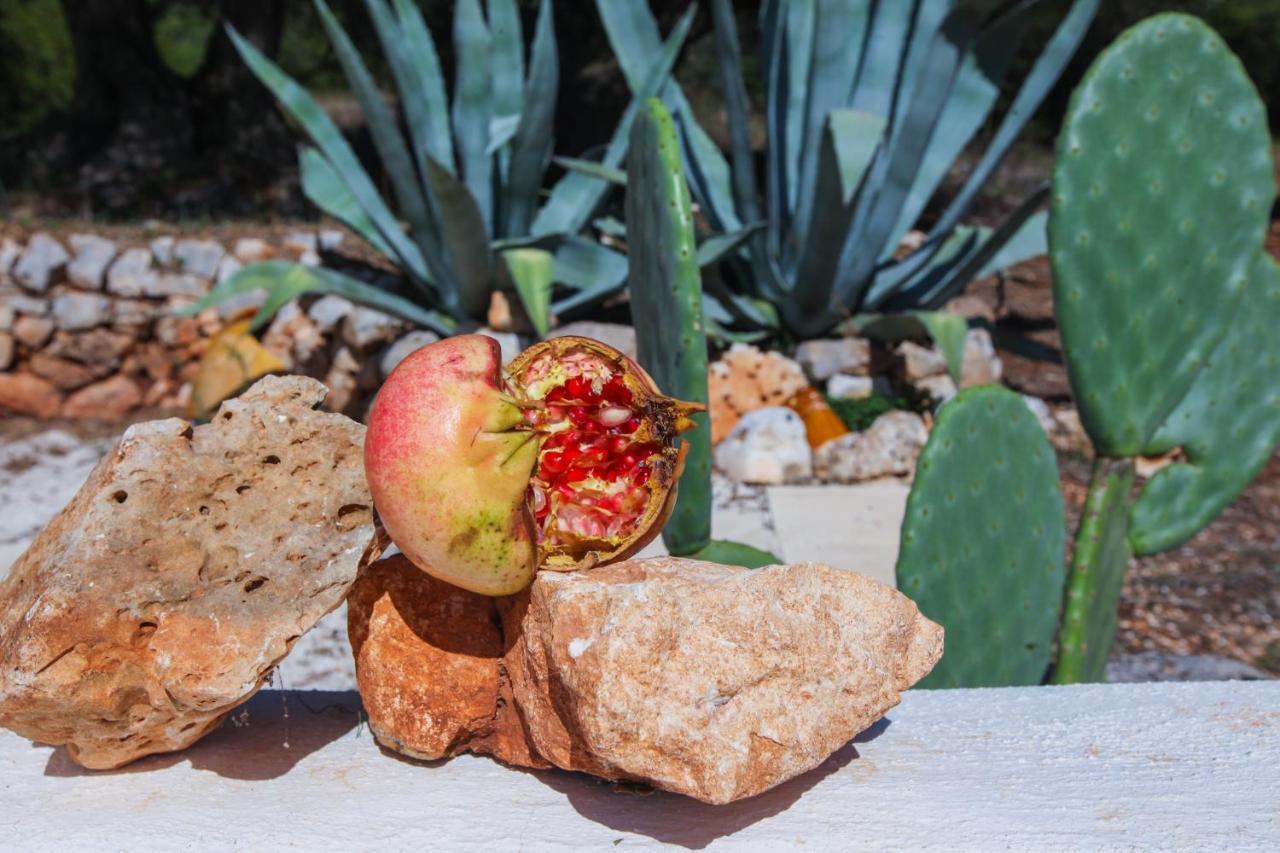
[607,435,630,455]
[621,417,640,434]
[546,385,568,403]
[566,376,590,399]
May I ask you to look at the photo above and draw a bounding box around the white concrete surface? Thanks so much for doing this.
[0,681,1274,850]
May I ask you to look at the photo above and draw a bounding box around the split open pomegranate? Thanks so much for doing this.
[364,334,700,596]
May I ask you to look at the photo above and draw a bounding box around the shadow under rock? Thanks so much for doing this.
[43,690,364,781]
[531,718,892,850]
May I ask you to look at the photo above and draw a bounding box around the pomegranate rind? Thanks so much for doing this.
[365,335,538,596]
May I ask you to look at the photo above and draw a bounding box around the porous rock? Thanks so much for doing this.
[813,410,928,482]
[795,337,871,381]
[0,375,382,769]
[351,556,943,804]
[707,344,809,444]
[714,406,813,484]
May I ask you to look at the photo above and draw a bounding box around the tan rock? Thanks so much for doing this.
[355,556,942,804]
[28,352,105,390]
[61,375,143,419]
[0,376,382,769]
[813,410,929,483]
[0,372,62,418]
[959,328,1002,389]
[45,328,133,366]
[12,315,54,349]
[0,332,12,370]
[347,555,543,767]
[707,344,809,444]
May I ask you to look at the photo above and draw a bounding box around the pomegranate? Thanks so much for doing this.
[365,334,701,596]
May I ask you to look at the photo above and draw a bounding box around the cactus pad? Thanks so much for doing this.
[626,98,712,555]
[896,387,1066,688]
[1129,254,1280,555]
[1049,14,1274,455]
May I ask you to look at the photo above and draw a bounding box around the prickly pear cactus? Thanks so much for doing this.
[1130,254,1280,555]
[896,387,1066,688]
[626,98,712,555]
[1049,13,1274,456]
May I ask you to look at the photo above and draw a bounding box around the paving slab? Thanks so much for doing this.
[1,681,1275,850]
[767,480,909,588]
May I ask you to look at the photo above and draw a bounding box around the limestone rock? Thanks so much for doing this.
[813,410,928,482]
[28,353,104,391]
[233,237,273,263]
[347,555,542,766]
[45,329,133,366]
[707,344,809,444]
[899,341,948,381]
[105,248,156,297]
[146,273,208,299]
[0,376,382,769]
[307,294,354,331]
[0,238,21,276]
[283,232,318,255]
[959,328,1002,388]
[380,330,441,377]
[66,235,117,290]
[12,234,69,293]
[150,236,175,267]
[173,239,225,279]
[52,292,112,330]
[0,332,12,370]
[714,407,812,484]
[550,322,637,360]
[2,288,50,316]
[795,337,871,381]
[916,373,958,405]
[827,373,874,400]
[215,255,243,284]
[0,372,62,418]
[61,375,142,419]
[342,306,401,351]
[0,303,12,332]
[12,316,54,349]
[318,229,345,251]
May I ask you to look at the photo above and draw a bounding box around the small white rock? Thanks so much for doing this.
[105,248,156,297]
[308,294,355,331]
[216,255,243,283]
[380,330,442,377]
[342,306,401,350]
[12,234,70,293]
[916,374,958,405]
[0,238,22,276]
[714,407,813,485]
[899,341,948,381]
[0,332,13,370]
[1021,394,1057,436]
[146,273,208,299]
[0,303,13,332]
[52,292,112,331]
[173,238,225,279]
[959,328,1002,388]
[233,237,273,263]
[299,250,322,267]
[550,322,637,360]
[284,232,319,255]
[827,374,874,400]
[795,337,872,381]
[66,235,118,290]
[813,411,928,483]
[149,236,175,267]
[318,230,345,251]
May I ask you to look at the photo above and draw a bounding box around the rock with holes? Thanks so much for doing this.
[0,375,382,769]
[813,410,929,483]
[354,555,942,804]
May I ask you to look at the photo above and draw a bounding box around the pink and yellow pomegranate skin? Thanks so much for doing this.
[365,335,538,596]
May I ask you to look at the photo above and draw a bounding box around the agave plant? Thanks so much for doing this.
[594,0,1098,363]
[188,0,697,337]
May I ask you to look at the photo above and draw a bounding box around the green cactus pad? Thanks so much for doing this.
[1053,457,1135,684]
[626,98,712,555]
[1129,254,1280,555]
[1049,14,1274,456]
[897,386,1066,688]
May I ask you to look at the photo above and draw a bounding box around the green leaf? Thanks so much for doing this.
[297,145,397,264]
[551,236,628,290]
[389,0,455,174]
[696,222,766,268]
[684,539,781,568]
[452,0,495,232]
[504,0,558,238]
[502,248,554,337]
[553,156,627,186]
[424,155,493,318]
[488,0,524,132]
[227,24,428,285]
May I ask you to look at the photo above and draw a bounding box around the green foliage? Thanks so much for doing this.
[154,2,218,78]
[195,0,681,333]
[626,98,712,556]
[826,389,931,433]
[599,0,1098,346]
[896,386,1067,689]
[1049,14,1279,682]
[0,0,73,142]
[686,539,780,570]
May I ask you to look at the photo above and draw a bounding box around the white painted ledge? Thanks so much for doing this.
[2,681,1275,850]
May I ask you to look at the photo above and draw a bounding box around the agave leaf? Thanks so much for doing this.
[390,0,455,174]
[849,0,916,118]
[453,0,495,233]
[696,222,767,268]
[709,0,763,232]
[779,0,814,224]
[486,113,522,155]
[366,0,437,186]
[551,236,629,291]
[869,226,983,311]
[552,156,627,186]
[314,0,453,296]
[297,145,398,265]
[504,0,557,239]
[501,248,554,337]
[488,0,524,138]
[424,155,493,318]
[531,5,694,236]
[227,26,429,286]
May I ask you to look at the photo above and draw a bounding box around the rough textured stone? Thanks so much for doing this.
[61,375,142,419]
[66,235,117,291]
[795,337,872,380]
[2,288,50,316]
[707,344,809,444]
[12,316,54,349]
[215,255,243,284]
[307,295,354,331]
[714,407,813,484]
[0,376,382,769]
[827,373,874,400]
[105,248,155,297]
[173,239,225,279]
[149,236,175,267]
[341,307,400,351]
[0,238,21,276]
[52,292,112,330]
[916,373,958,405]
[899,341,948,381]
[813,411,929,483]
[0,372,62,417]
[232,237,273,263]
[145,273,207,299]
[319,229,345,251]
[45,329,133,365]
[0,303,13,332]
[0,333,12,371]
[111,299,158,329]
[959,328,1002,388]
[379,330,441,377]
[28,353,104,391]
[550,322,637,360]
[347,555,542,766]
[12,234,69,293]
[322,346,361,414]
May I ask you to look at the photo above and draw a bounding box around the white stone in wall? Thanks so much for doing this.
[11,234,69,294]
[342,307,401,351]
[551,321,637,359]
[1021,393,1057,436]
[1,290,49,316]
[0,333,12,371]
[216,255,243,283]
[11,316,53,349]
[283,232,318,255]
[715,407,813,485]
[307,295,354,331]
[66,234,117,291]
[149,236,175,267]
[233,237,273,262]
[0,303,12,333]
[173,238,225,279]
[318,229,344,251]
[51,292,112,331]
[0,238,21,277]
[105,248,156,297]
[146,272,208,299]
[380,330,441,377]
[827,374,874,400]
